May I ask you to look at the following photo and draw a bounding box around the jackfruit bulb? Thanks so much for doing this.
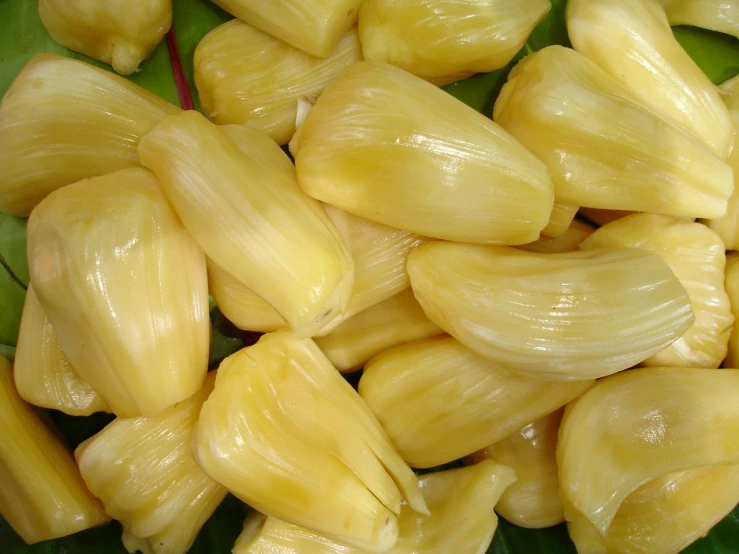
[27,167,210,418]
[38,0,172,75]
[290,61,554,244]
[0,54,179,216]
[194,332,427,553]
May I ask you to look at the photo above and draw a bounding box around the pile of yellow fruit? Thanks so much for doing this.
[1,0,738,553]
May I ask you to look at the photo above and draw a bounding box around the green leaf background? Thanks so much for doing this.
[0,0,738,552]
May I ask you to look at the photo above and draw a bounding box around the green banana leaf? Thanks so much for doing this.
[0,214,28,360]
[0,0,738,552]
[171,0,232,111]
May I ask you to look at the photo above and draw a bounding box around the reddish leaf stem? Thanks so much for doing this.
[166,26,194,110]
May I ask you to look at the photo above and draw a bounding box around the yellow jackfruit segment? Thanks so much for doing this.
[704,75,739,249]
[315,289,443,373]
[290,61,554,245]
[206,258,287,333]
[195,20,361,145]
[234,461,516,554]
[0,54,179,216]
[407,242,694,380]
[661,0,739,39]
[724,253,739,367]
[541,203,579,238]
[720,73,739,121]
[558,367,739,535]
[27,167,210,418]
[233,512,359,554]
[358,0,550,86]
[359,336,593,468]
[468,410,564,529]
[566,464,739,554]
[389,461,515,553]
[194,331,426,553]
[139,112,354,337]
[567,0,734,157]
[321,205,427,330]
[38,0,172,75]
[76,373,227,554]
[0,355,109,544]
[14,286,108,416]
[703,145,739,249]
[494,46,733,219]
[206,204,424,336]
[519,219,593,254]
[210,0,361,57]
[581,213,733,368]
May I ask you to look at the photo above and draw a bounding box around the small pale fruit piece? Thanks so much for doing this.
[38,0,172,75]
[704,74,739,249]
[703,144,739,249]
[0,355,109,544]
[206,257,287,334]
[315,289,443,373]
[195,20,361,145]
[724,253,739,367]
[661,0,739,39]
[209,0,362,57]
[541,203,579,238]
[720,73,739,120]
[321,205,427,326]
[14,285,108,416]
[519,219,593,254]
[468,410,564,529]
